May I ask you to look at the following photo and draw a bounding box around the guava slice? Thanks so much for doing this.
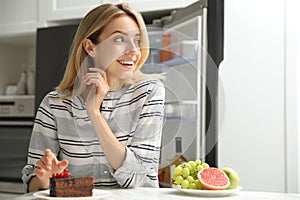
[197,168,230,190]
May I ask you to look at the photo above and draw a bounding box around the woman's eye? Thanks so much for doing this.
[114,36,124,42]
[134,38,141,45]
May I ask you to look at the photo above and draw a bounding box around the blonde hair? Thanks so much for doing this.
[56,3,163,96]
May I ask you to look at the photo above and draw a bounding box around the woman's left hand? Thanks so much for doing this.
[82,67,110,116]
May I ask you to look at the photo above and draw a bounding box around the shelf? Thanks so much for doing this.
[161,57,197,67]
[164,100,198,120]
[160,40,199,67]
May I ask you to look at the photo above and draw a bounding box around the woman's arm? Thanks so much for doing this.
[83,68,126,170]
[88,112,126,170]
[111,80,165,187]
[28,149,68,192]
[22,94,67,192]
[83,68,165,187]
[89,78,164,187]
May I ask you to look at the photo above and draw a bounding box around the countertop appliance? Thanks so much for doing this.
[0,95,35,182]
[0,95,35,120]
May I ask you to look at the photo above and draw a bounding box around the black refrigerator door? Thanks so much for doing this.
[35,24,78,111]
[205,0,224,167]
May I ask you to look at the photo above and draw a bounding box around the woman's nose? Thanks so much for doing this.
[125,40,139,54]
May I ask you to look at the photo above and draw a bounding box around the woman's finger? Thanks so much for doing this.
[88,67,104,73]
[84,68,105,79]
[83,76,106,87]
[57,159,69,170]
[39,156,52,171]
[33,165,49,177]
[35,159,49,172]
[82,74,103,84]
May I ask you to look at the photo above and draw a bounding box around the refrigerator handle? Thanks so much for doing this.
[198,7,208,162]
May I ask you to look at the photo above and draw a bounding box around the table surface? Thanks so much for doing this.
[5,187,300,200]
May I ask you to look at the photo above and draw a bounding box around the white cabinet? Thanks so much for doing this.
[41,0,198,23]
[0,0,38,36]
[0,0,37,94]
[39,0,103,23]
[101,0,198,13]
[0,0,199,33]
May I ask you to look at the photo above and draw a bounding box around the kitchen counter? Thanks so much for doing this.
[2,187,300,200]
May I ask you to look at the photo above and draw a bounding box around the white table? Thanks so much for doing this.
[6,187,300,200]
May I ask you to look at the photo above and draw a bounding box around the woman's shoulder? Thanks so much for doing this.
[131,78,164,90]
[45,90,70,98]
[126,78,164,99]
[42,90,71,104]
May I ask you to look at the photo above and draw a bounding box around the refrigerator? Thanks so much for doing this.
[35,0,223,179]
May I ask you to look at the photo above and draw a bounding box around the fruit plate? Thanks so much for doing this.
[175,186,243,197]
[33,189,113,199]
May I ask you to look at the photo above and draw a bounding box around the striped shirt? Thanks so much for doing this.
[22,78,165,191]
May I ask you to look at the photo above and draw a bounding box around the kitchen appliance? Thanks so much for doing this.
[35,0,223,183]
[0,95,35,119]
[142,0,224,168]
[0,95,35,182]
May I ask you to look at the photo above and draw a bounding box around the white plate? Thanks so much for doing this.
[175,186,243,197]
[33,189,113,199]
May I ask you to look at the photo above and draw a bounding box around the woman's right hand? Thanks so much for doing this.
[82,67,110,116]
[33,149,69,188]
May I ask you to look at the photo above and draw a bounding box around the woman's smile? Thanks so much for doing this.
[117,59,135,70]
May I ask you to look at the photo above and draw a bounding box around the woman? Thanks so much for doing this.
[22,3,165,192]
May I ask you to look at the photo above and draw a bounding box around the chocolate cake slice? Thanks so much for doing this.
[49,176,94,197]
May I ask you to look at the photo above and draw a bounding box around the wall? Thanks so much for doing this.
[218,0,287,192]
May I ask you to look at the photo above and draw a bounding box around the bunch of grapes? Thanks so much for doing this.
[172,160,209,189]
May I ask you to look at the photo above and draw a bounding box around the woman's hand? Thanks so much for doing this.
[33,149,68,188]
[82,68,110,116]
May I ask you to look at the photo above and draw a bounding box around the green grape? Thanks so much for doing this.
[181,180,189,189]
[184,163,192,171]
[174,175,184,185]
[172,174,177,181]
[196,164,203,172]
[195,180,203,189]
[202,162,210,168]
[182,167,190,178]
[195,159,201,165]
[174,165,183,176]
[189,182,197,189]
[186,176,194,183]
[188,161,197,170]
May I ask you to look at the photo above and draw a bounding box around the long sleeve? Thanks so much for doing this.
[22,93,59,192]
[110,79,165,187]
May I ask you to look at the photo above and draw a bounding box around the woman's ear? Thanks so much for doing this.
[82,39,96,57]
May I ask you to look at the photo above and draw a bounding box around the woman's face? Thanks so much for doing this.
[93,15,141,80]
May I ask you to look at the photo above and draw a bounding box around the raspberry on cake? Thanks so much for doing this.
[49,169,94,197]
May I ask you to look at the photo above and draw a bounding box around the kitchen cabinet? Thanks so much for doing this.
[0,0,37,94]
[0,0,39,36]
[0,0,199,35]
[0,43,35,96]
[0,125,33,182]
[102,0,198,12]
[39,0,103,22]
[40,0,198,24]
